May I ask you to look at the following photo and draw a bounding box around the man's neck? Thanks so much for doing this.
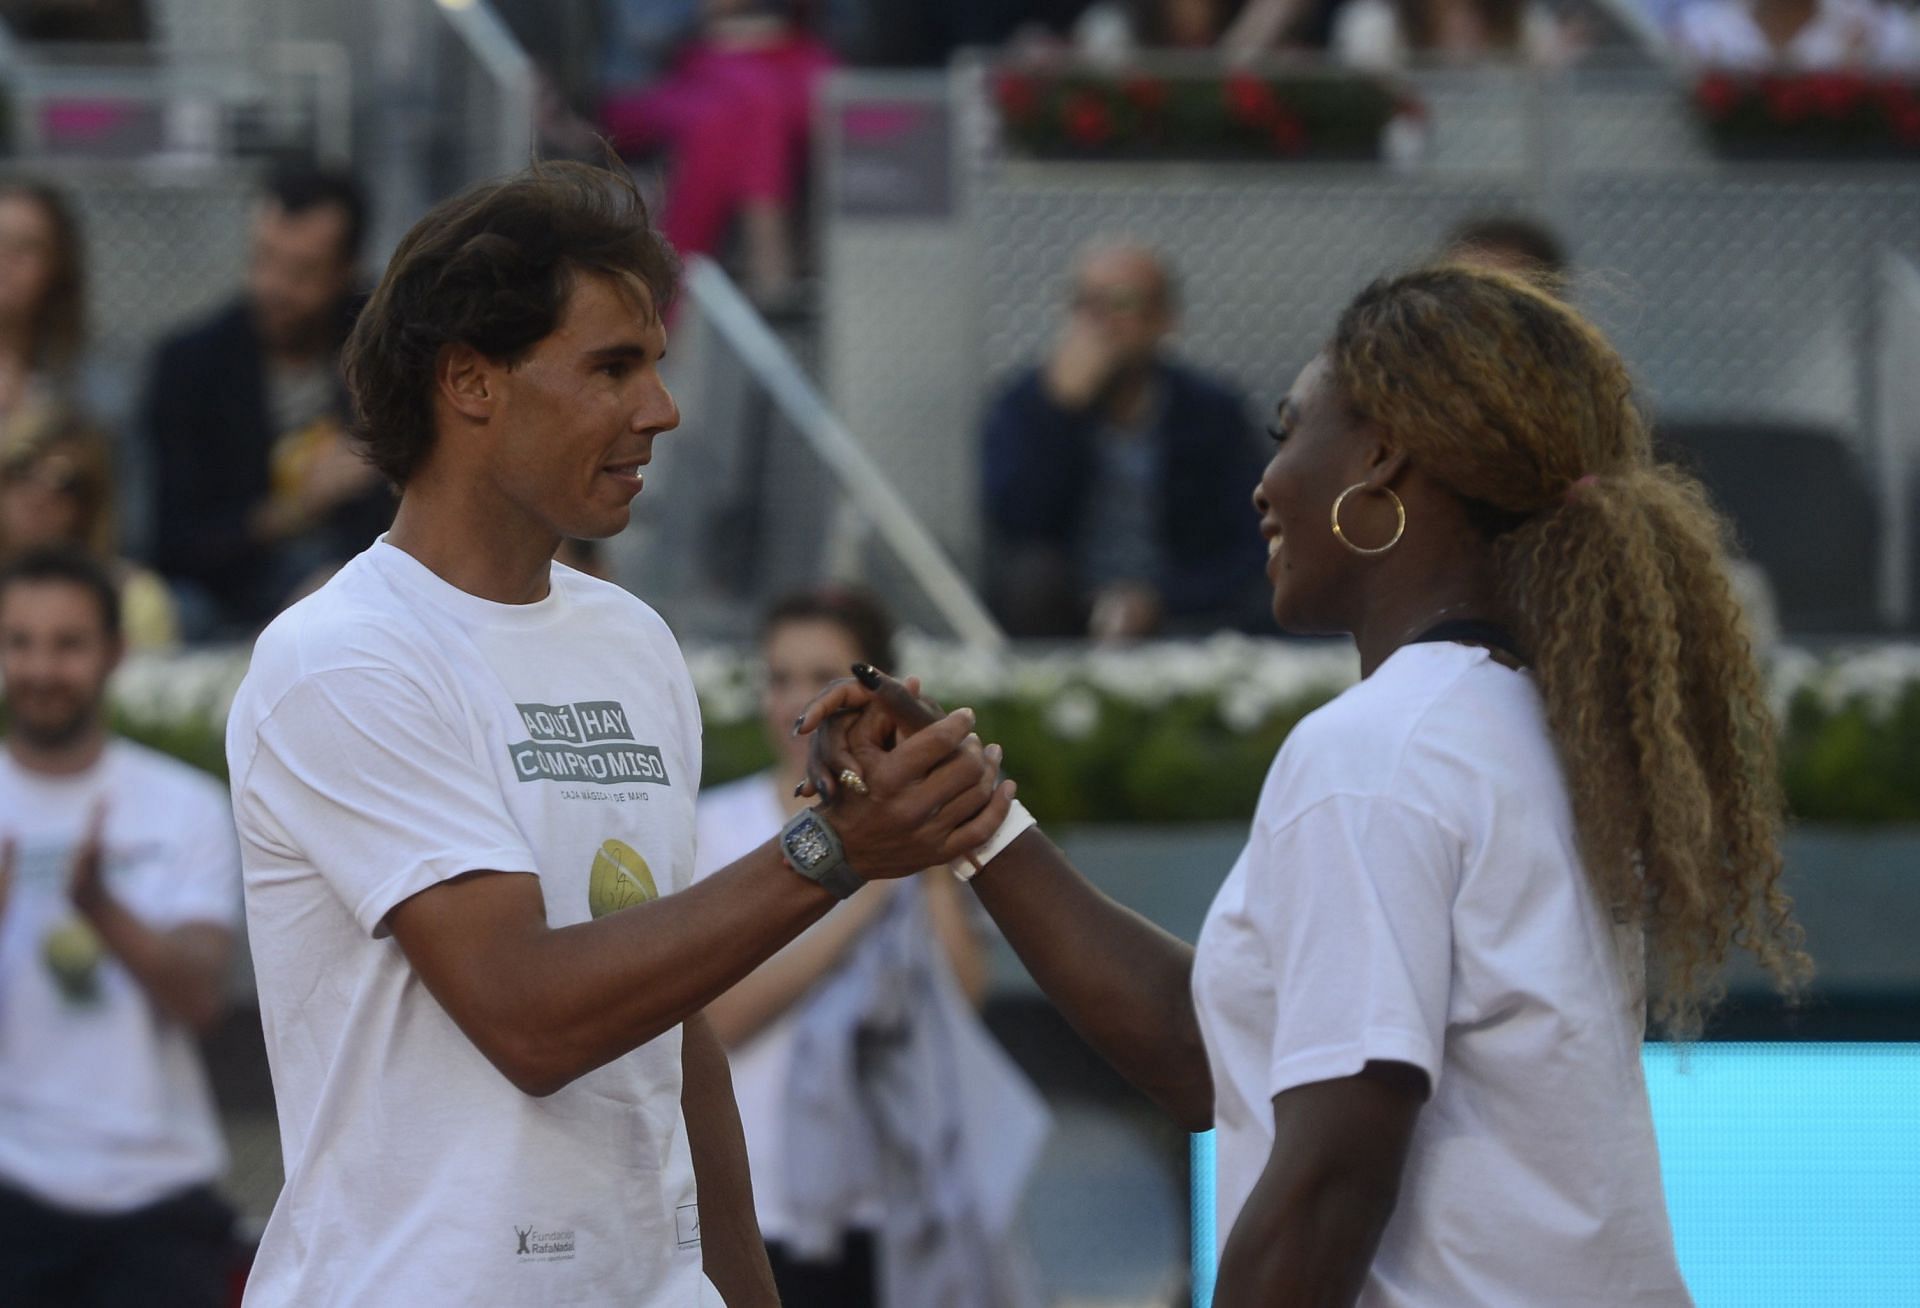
[7,724,110,778]
[387,479,559,606]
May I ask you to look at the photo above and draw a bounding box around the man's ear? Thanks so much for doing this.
[436,343,496,423]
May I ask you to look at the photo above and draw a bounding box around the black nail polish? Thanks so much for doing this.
[850,663,881,689]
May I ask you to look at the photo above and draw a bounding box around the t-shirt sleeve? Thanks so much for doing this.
[146,778,243,931]
[1246,792,1460,1099]
[237,666,541,937]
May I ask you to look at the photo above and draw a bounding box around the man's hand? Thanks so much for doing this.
[297,425,380,518]
[67,801,110,917]
[1043,315,1121,410]
[809,700,1014,881]
[0,835,15,926]
[1088,581,1163,643]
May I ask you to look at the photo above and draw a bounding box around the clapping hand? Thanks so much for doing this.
[66,801,109,917]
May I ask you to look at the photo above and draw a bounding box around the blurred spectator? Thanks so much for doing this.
[601,0,835,305]
[0,422,178,648]
[0,182,88,458]
[0,548,240,1307]
[1443,213,1571,296]
[142,167,387,638]
[1074,0,1248,53]
[1333,0,1571,66]
[1672,0,1918,68]
[0,0,148,41]
[980,242,1267,640]
[695,586,1043,1307]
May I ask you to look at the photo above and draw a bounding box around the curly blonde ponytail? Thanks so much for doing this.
[1331,265,1811,1034]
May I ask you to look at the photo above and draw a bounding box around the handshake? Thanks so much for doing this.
[787,663,1032,887]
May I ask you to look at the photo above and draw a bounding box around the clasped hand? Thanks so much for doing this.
[791,668,1015,882]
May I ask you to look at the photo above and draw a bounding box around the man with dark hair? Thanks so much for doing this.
[0,547,241,1308]
[142,164,387,636]
[979,240,1269,640]
[225,162,1010,1305]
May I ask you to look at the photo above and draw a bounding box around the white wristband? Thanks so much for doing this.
[949,799,1036,882]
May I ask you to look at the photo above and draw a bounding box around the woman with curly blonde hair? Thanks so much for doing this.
[800,263,1809,1306]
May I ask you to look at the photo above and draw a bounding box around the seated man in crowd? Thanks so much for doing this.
[979,241,1267,640]
[0,548,241,1307]
[143,167,389,637]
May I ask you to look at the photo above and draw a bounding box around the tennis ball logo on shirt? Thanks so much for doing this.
[43,918,104,1003]
[588,839,658,919]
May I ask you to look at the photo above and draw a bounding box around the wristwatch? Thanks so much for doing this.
[778,808,865,900]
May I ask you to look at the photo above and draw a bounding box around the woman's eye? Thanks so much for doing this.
[1266,423,1290,445]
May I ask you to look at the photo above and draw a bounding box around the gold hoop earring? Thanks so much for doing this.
[1331,483,1406,556]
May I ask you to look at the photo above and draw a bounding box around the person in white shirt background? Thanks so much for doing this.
[803,262,1813,1306]
[0,546,241,1308]
[223,160,1012,1307]
[1672,0,1919,68]
[696,585,1047,1308]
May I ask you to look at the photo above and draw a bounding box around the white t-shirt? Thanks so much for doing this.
[1192,642,1692,1307]
[0,740,239,1213]
[226,539,721,1308]
[692,773,883,1243]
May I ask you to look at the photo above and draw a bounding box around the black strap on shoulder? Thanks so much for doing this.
[1408,619,1528,666]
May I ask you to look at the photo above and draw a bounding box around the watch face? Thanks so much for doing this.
[784,815,833,871]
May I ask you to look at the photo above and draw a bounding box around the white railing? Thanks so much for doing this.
[682,258,1007,650]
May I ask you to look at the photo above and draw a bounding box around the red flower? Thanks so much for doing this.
[1269,109,1308,156]
[1062,93,1114,147]
[994,74,1039,121]
[1121,75,1169,113]
[1694,72,1742,120]
[1763,76,1815,124]
[1806,72,1865,119]
[1893,102,1920,145]
[1224,72,1280,126]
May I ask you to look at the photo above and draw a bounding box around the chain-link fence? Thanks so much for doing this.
[821,61,1920,632]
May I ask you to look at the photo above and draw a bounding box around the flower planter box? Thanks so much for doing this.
[991,67,1414,164]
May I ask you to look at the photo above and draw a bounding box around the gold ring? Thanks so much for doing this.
[838,768,869,797]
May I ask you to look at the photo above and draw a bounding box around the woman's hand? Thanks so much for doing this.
[800,691,1013,881]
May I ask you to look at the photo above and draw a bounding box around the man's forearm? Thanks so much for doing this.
[392,843,840,1097]
[682,1014,778,1306]
[971,829,1213,1128]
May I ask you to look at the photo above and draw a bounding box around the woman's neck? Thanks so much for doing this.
[1351,546,1507,679]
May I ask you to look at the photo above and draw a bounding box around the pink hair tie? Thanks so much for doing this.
[1564,474,1600,505]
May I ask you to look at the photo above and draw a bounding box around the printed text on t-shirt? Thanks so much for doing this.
[509,699,672,788]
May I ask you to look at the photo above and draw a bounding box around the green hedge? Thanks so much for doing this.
[109,643,1920,827]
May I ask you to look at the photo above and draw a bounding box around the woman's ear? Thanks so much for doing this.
[1363,444,1411,492]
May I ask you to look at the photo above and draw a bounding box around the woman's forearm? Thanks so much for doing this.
[970,829,1213,1129]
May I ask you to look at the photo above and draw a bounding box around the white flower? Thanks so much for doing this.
[1043,686,1103,741]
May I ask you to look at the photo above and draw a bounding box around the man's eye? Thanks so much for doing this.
[1267,423,1290,445]
[600,363,630,379]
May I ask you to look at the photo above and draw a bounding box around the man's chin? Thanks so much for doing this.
[8,709,98,750]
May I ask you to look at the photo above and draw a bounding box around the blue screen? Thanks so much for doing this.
[1191,1043,1920,1306]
